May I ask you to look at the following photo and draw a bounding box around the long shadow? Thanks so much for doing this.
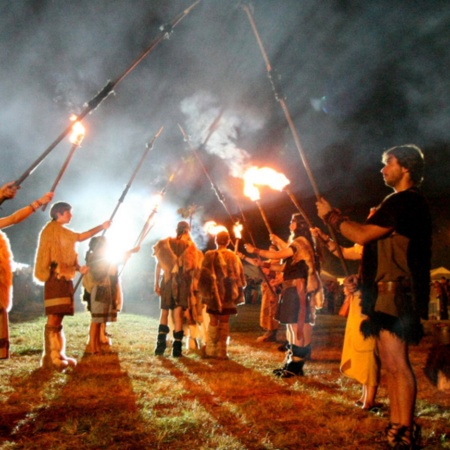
[1,349,156,448]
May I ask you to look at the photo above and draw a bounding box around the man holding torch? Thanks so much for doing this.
[316,145,431,449]
[34,202,111,370]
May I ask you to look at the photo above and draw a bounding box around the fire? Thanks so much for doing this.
[233,222,243,239]
[69,114,85,146]
[204,221,227,236]
[243,166,290,201]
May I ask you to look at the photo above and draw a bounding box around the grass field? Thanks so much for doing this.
[1,305,449,449]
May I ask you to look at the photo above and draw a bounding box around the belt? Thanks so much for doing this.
[377,280,410,294]
[283,279,299,289]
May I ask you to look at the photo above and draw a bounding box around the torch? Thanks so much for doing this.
[242,4,349,275]
[42,116,85,211]
[1,0,201,204]
[243,167,274,235]
[233,221,243,253]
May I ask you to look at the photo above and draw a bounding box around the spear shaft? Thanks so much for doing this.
[2,0,201,204]
[73,126,164,291]
[242,4,349,276]
[105,126,164,231]
[178,113,236,223]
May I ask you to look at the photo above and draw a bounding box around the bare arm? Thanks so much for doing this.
[244,242,294,260]
[0,192,53,229]
[78,221,111,241]
[316,197,392,245]
[154,262,161,296]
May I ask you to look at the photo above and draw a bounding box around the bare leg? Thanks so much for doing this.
[378,330,416,427]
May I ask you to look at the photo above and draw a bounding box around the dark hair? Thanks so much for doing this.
[216,230,230,246]
[382,144,425,185]
[290,213,321,272]
[49,202,71,220]
[176,221,190,238]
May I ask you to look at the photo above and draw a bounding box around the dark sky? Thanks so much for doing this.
[1,0,449,277]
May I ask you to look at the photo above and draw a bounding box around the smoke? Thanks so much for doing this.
[180,91,265,178]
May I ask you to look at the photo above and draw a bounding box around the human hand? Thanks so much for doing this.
[39,192,54,205]
[102,220,112,230]
[343,275,359,294]
[316,197,333,221]
[79,265,89,275]
[244,243,255,254]
[0,182,18,200]
[310,227,329,242]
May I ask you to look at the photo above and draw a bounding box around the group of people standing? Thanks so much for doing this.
[0,143,432,450]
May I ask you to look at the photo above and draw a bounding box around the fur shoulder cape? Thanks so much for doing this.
[34,221,80,283]
[0,231,13,311]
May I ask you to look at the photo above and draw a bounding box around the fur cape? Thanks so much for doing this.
[34,221,80,283]
[153,237,199,282]
[199,248,245,312]
[0,231,13,312]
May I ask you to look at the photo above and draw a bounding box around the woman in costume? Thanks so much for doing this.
[245,213,323,377]
[0,183,53,359]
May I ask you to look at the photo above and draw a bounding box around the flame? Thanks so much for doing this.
[243,166,290,201]
[233,222,243,239]
[69,114,85,146]
[204,221,227,236]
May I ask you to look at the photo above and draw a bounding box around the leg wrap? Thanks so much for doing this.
[172,330,184,357]
[217,323,230,360]
[40,325,68,370]
[155,324,169,356]
[205,324,218,358]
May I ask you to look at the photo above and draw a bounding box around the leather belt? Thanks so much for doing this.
[377,280,410,294]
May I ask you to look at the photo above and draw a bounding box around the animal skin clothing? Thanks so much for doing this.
[34,221,80,316]
[360,187,432,343]
[153,237,199,310]
[0,231,13,359]
[199,248,246,315]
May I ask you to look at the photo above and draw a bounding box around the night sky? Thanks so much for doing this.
[1,0,449,280]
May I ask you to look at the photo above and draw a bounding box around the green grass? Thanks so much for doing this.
[0,306,449,449]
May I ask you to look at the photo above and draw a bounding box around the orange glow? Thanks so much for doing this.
[233,222,243,239]
[69,115,85,146]
[243,166,290,201]
[204,221,227,236]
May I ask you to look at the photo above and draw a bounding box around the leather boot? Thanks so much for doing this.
[217,323,230,360]
[40,325,68,370]
[277,344,305,378]
[172,330,184,357]
[273,344,291,375]
[58,326,77,366]
[155,324,169,356]
[205,324,218,358]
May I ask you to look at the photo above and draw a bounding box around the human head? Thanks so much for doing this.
[176,221,190,238]
[290,213,310,239]
[88,236,107,251]
[215,230,230,247]
[382,144,425,186]
[49,202,72,220]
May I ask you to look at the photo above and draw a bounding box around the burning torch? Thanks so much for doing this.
[42,116,85,211]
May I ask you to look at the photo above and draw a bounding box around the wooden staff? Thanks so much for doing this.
[255,200,274,235]
[2,0,201,204]
[242,4,349,275]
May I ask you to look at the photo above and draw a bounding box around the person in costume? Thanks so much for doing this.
[0,182,53,359]
[239,245,284,343]
[199,230,246,359]
[34,201,111,369]
[82,236,139,354]
[312,227,380,411]
[316,144,431,449]
[245,213,323,377]
[153,221,200,357]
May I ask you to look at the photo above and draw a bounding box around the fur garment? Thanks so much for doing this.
[34,221,79,283]
[0,231,13,312]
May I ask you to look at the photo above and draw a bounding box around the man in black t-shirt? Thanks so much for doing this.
[317,145,431,449]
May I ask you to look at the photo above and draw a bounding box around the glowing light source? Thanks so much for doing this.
[204,221,227,236]
[243,166,290,201]
[69,115,85,146]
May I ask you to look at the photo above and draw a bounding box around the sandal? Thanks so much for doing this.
[385,422,421,449]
